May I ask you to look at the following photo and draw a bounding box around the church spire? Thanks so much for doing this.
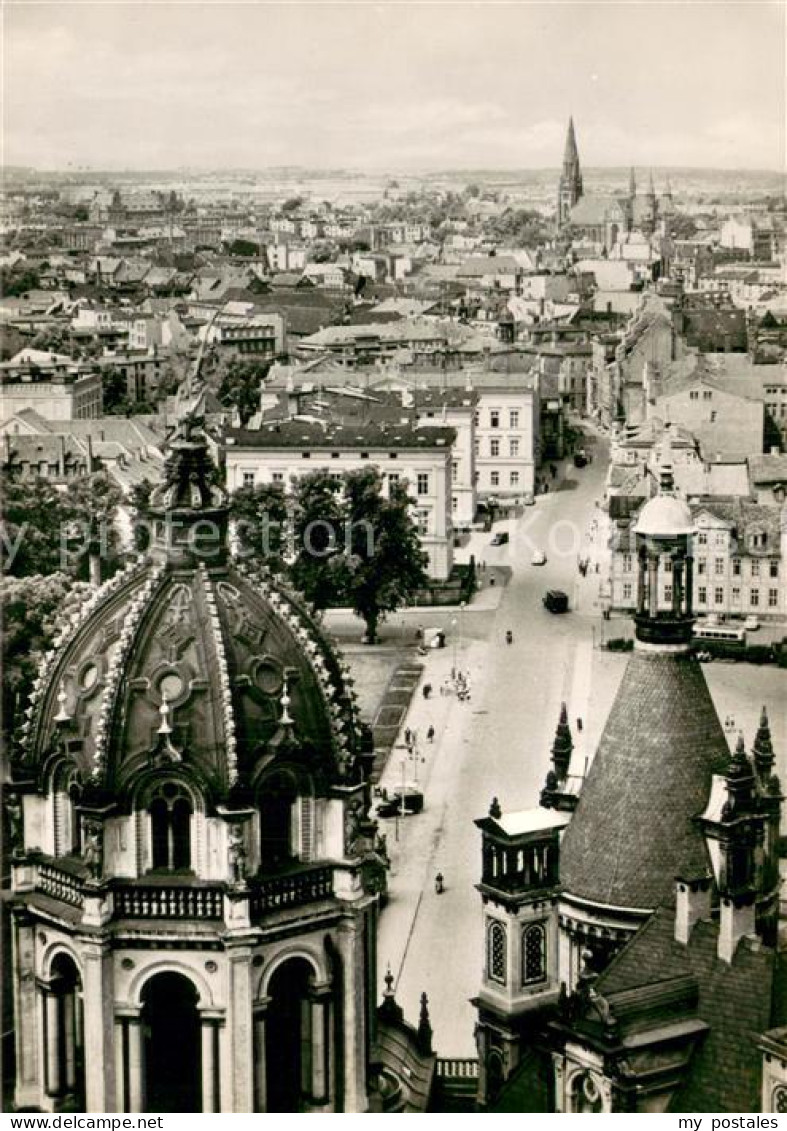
[557,117,583,227]
[628,166,637,199]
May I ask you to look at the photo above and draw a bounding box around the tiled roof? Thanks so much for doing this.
[560,653,730,910]
[749,453,787,485]
[226,420,456,450]
[596,907,787,1113]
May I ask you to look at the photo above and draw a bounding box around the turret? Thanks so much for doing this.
[540,703,580,811]
[557,117,583,228]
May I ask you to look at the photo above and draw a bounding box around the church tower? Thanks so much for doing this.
[557,117,583,227]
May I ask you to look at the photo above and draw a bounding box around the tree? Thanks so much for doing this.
[218,358,271,426]
[290,472,349,610]
[226,238,261,257]
[281,196,303,213]
[61,473,125,582]
[1,572,92,742]
[1,474,72,577]
[229,482,289,570]
[342,469,427,644]
[102,365,128,413]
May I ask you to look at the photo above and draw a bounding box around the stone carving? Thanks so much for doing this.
[228,824,248,886]
[5,794,23,856]
[82,819,104,881]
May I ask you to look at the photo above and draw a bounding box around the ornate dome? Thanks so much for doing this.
[634,491,695,539]
[15,423,363,804]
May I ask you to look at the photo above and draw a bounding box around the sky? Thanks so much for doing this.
[4,0,785,172]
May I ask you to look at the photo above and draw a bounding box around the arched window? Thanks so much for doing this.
[258,772,298,871]
[149,782,194,872]
[522,922,547,985]
[486,920,507,985]
[570,1071,603,1114]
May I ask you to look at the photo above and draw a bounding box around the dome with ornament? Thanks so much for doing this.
[14,420,364,807]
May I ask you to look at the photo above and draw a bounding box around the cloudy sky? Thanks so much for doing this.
[4,1,785,171]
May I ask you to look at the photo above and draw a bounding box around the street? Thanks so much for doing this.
[375,443,614,1055]
[372,439,787,1056]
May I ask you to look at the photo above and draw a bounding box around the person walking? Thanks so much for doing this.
[427,725,435,743]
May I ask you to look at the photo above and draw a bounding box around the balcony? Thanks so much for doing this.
[113,881,223,920]
[249,863,334,917]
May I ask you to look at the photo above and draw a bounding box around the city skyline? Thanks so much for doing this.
[4,0,785,173]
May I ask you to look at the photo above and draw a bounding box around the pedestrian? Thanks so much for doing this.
[577,717,583,732]
[423,683,432,700]
[427,725,435,743]
[404,727,412,746]
[435,873,444,894]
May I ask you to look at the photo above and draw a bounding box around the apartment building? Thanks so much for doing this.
[224,419,455,579]
[610,499,786,620]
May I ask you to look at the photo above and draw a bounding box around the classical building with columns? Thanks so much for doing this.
[4,422,416,1114]
[473,458,787,1113]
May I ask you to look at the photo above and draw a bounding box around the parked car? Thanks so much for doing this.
[744,615,760,631]
[523,492,535,506]
[531,549,547,566]
[490,531,509,546]
[543,589,569,614]
[573,451,588,468]
[377,788,424,818]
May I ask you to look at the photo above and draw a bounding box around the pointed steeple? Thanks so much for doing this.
[628,166,637,199]
[417,992,433,1055]
[551,702,574,781]
[563,116,580,167]
[753,706,775,778]
[557,117,583,227]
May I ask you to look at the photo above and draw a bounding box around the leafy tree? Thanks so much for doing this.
[1,572,92,742]
[102,365,128,413]
[0,470,123,581]
[226,238,261,257]
[281,197,303,213]
[229,482,288,569]
[290,471,348,610]
[1,474,72,577]
[218,358,271,426]
[0,265,41,297]
[343,469,427,644]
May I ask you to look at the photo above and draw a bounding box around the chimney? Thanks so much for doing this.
[718,892,756,964]
[674,876,712,944]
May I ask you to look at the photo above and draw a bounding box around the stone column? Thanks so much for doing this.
[63,991,76,1093]
[647,553,659,615]
[636,550,647,614]
[227,947,254,1112]
[201,1020,218,1114]
[114,1019,126,1113]
[337,917,367,1112]
[309,988,331,1106]
[81,940,115,1111]
[253,998,270,1113]
[44,989,61,1097]
[126,1017,144,1114]
[685,555,694,616]
[672,556,683,614]
[13,913,40,1109]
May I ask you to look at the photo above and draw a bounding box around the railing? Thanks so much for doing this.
[250,864,334,917]
[113,884,223,920]
[37,863,85,909]
[436,1058,479,1080]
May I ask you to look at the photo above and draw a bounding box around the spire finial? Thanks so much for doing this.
[489,796,502,819]
[280,676,293,726]
[158,690,172,735]
[54,681,71,724]
[417,991,433,1055]
[753,706,774,774]
[384,964,395,998]
[551,701,574,781]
